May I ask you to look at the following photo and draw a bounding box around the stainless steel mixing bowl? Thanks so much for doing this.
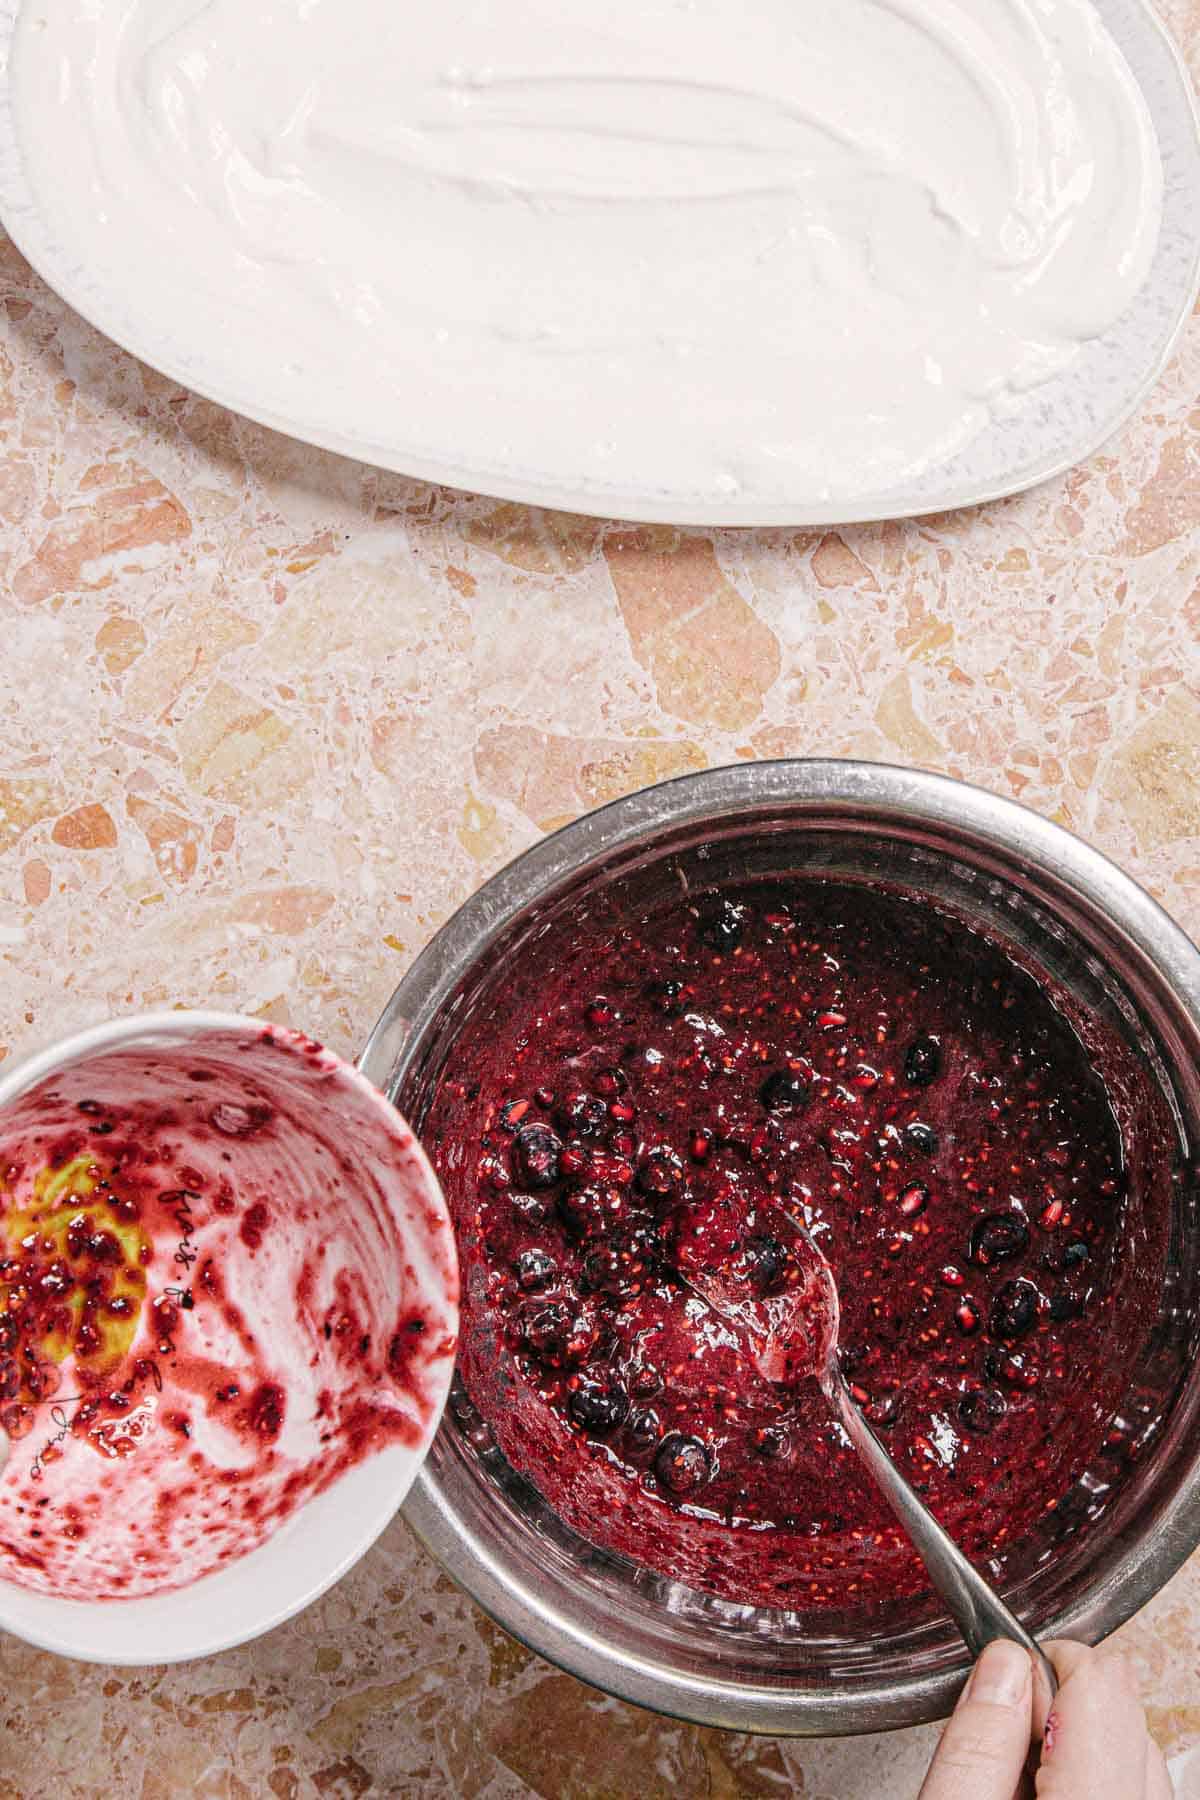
[359,760,1200,1734]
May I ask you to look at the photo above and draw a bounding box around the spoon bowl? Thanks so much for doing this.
[689,1219,1060,1726]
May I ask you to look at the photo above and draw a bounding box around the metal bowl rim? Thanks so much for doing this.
[360,758,1200,1734]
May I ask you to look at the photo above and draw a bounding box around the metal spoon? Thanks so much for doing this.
[686,1226,1058,1722]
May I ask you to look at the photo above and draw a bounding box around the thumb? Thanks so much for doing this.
[919,1639,1033,1800]
[1035,1641,1163,1798]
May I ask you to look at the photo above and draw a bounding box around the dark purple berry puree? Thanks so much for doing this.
[425,880,1170,1611]
[0,1026,457,1600]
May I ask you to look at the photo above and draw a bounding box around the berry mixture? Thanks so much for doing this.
[425,879,1166,1610]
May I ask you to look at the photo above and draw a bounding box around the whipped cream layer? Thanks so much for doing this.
[11,0,1163,503]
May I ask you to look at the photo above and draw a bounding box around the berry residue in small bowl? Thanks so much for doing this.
[0,1019,457,1608]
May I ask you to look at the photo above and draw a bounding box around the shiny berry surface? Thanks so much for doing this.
[426,879,1165,1610]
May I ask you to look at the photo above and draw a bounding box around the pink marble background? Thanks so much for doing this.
[0,2,1198,1789]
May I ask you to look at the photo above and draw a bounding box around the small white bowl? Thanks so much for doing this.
[0,1011,458,1665]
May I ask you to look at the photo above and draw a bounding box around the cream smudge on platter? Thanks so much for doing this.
[0,1027,457,1601]
[11,0,1164,504]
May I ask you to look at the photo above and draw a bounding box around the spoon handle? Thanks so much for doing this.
[829,1374,1059,1719]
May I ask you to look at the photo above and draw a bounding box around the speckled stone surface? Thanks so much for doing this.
[0,5,1198,1790]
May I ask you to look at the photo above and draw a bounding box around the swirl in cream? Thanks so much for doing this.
[11,0,1163,500]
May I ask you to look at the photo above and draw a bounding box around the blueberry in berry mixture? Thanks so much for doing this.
[512,1123,562,1189]
[959,1387,1008,1435]
[759,1070,810,1113]
[425,879,1169,1611]
[556,1091,609,1139]
[744,1232,786,1293]
[904,1035,942,1086]
[569,1376,630,1436]
[654,1432,713,1495]
[698,898,748,950]
[969,1211,1031,1267]
[514,1247,557,1293]
[905,1121,939,1157]
[991,1278,1041,1341]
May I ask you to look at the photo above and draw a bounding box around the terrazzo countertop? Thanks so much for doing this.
[0,4,1199,1789]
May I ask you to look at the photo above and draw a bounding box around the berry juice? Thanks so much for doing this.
[424,879,1169,1609]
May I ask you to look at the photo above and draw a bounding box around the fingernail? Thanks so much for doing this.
[971,1640,1032,1707]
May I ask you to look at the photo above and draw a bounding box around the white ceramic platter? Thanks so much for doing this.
[0,0,1195,528]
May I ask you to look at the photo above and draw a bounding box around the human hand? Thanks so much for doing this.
[917,1636,1172,1799]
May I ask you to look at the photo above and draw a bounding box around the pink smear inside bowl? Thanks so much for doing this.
[0,1014,457,1634]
